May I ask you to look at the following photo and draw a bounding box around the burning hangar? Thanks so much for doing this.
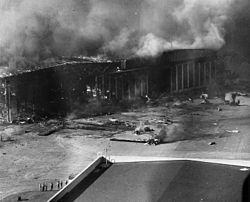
[0,49,217,121]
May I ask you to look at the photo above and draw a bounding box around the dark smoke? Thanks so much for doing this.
[219,0,250,80]
[0,0,241,73]
[224,0,250,58]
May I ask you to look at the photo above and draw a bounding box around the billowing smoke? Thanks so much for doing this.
[136,0,233,56]
[0,0,238,71]
[223,0,250,59]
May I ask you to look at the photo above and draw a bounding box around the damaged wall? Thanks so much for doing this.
[0,49,218,120]
[169,49,217,92]
[0,62,121,118]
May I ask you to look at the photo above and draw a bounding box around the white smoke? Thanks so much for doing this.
[0,0,239,70]
[136,0,234,57]
[137,34,173,57]
[174,0,232,48]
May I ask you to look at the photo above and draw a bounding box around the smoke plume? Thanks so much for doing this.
[0,0,240,71]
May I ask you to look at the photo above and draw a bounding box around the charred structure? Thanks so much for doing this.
[0,49,217,121]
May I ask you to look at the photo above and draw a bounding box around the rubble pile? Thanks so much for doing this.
[0,88,248,146]
[65,118,135,132]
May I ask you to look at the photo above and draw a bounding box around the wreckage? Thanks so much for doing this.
[0,49,217,122]
[224,92,247,105]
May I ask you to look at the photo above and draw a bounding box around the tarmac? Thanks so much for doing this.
[3,96,250,201]
[63,160,250,202]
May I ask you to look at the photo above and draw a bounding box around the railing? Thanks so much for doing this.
[47,156,107,202]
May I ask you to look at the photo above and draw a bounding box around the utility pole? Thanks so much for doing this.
[4,80,7,109]
[4,79,10,122]
[104,143,111,167]
[4,80,11,123]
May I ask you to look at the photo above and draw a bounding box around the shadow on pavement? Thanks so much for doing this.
[242,173,250,202]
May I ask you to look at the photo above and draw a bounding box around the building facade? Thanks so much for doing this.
[0,49,217,120]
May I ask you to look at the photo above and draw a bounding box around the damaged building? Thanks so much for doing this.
[0,49,217,121]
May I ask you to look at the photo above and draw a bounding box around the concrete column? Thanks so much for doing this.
[198,63,201,87]
[128,76,131,100]
[7,83,11,122]
[193,62,195,88]
[181,64,184,90]
[209,61,212,83]
[115,77,118,99]
[121,77,124,99]
[170,67,173,93]
[214,60,217,80]
[4,80,7,108]
[134,79,137,97]
[187,63,190,88]
[128,84,131,100]
[17,98,20,114]
[108,76,111,99]
[102,75,105,95]
[95,76,98,95]
[140,78,143,96]
[176,65,178,92]
[204,63,207,85]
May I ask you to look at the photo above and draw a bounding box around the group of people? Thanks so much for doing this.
[39,180,68,191]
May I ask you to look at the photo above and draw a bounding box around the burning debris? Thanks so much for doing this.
[200,93,209,104]
[172,100,186,107]
[208,141,216,146]
[134,120,156,135]
[134,121,146,135]
[224,92,247,105]
[37,125,62,136]
[145,138,161,146]
[144,126,167,145]
[65,117,135,132]
[200,93,208,100]
[225,129,240,133]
